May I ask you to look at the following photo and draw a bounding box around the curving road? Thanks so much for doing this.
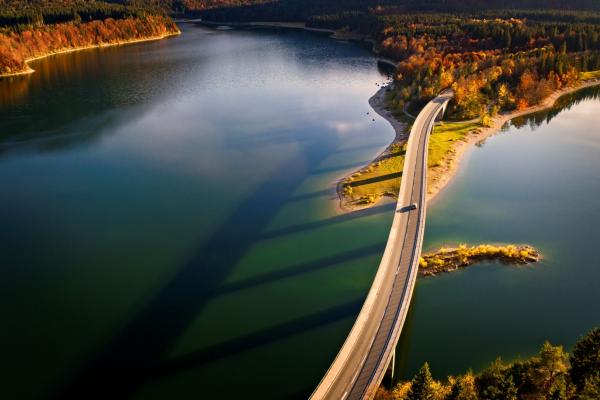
[311,90,454,400]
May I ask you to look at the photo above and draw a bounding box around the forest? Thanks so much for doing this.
[307,8,600,119]
[0,1,179,76]
[304,9,600,119]
[191,2,600,119]
[366,11,600,118]
[375,327,600,400]
[0,1,171,29]
[196,0,600,21]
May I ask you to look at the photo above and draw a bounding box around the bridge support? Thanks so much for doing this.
[391,349,396,381]
[437,102,448,122]
[385,348,396,383]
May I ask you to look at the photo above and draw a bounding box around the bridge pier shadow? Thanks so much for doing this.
[50,138,347,400]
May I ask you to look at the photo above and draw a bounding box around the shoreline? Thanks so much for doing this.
[198,20,334,34]
[333,86,407,213]
[426,77,600,205]
[337,77,600,212]
[0,31,181,79]
[198,20,375,42]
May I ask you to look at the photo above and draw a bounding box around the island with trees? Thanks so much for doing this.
[419,244,540,276]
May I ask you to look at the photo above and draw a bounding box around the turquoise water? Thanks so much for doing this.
[395,86,600,380]
[0,23,599,399]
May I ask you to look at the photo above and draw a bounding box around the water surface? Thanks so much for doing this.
[0,25,395,399]
[1,23,599,399]
[395,86,600,380]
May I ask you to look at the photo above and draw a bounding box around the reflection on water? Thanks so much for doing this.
[510,85,600,130]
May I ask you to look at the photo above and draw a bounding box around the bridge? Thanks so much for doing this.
[311,90,454,400]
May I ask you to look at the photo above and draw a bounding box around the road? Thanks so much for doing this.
[311,90,454,400]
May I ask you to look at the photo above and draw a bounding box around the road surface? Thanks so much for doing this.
[311,90,454,400]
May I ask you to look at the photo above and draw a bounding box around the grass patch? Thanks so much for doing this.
[428,120,481,169]
[340,119,482,208]
[581,70,600,80]
[341,142,406,206]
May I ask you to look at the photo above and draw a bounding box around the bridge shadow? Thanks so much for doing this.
[147,299,363,379]
[217,243,384,295]
[259,203,394,241]
[51,140,339,399]
[377,150,405,162]
[348,172,402,187]
[312,161,368,175]
[287,188,331,202]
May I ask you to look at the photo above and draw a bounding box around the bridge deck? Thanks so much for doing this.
[311,92,453,400]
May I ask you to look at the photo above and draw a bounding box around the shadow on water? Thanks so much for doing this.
[147,299,364,379]
[312,160,369,175]
[0,109,124,157]
[51,133,388,399]
[217,243,385,295]
[287,189,332,202]
[258,203,394,241]
[50,138,328,398]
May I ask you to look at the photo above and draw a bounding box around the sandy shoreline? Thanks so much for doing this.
[0,31,181,79]
[337,77,600,212]
[426,77,600,204]
[332,86,406,213]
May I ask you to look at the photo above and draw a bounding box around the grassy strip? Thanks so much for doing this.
[341,142,406,207]
[419,244,540,276]
[428,120,481,168]
[340,119,481,208]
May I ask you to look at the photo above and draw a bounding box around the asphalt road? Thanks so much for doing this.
[311,91,454,400]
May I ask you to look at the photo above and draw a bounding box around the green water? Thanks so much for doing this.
[0,25,395,399]
[0,23,598,399]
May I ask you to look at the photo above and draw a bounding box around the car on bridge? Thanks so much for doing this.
[399,203,418,213]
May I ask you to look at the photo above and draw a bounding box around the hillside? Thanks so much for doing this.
[195,0,600,21]
[0,1,180,76]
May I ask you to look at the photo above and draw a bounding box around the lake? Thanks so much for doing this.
[396,85,600,380]
[0,23,598,399]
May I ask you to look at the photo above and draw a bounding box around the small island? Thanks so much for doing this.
[419,244,541,276]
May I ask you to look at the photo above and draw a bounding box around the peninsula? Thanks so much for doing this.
[193,3,600,209]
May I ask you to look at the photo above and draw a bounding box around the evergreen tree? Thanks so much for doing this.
[408,363,437,400]
[447,373,479,400]
[504,29,512,49]
[569,328,600,389]
[577,375,600,400]
[475,359,518,400]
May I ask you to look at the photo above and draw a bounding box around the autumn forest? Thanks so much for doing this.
[0,1,179,76]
